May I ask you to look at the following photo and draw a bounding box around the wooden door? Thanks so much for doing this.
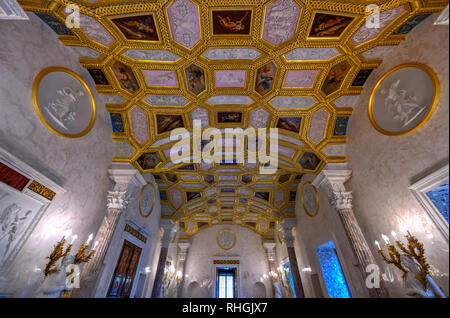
[107,240,142,298]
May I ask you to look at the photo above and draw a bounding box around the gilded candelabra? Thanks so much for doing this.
[377,233,430,292]
[44,237,72,276]
[73,241,96,265]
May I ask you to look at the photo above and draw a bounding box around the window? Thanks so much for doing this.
[316,240,351,298]
[216,268,236,298]
[409,164,449,241]
[425,182,449,223]
[283,262,296,297]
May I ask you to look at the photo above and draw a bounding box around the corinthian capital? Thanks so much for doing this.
[106,190,129,210]
[330,191,353,211]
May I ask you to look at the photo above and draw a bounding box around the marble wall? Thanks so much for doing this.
[182,225,271,298]
[0,13,115,296]
[292,175,369,298]
[346,13,449,297]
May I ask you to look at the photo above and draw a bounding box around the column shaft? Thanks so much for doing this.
[337,208,389,298]
[151,247,168,298]
[286,246,305,298]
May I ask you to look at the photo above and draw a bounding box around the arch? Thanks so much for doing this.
[253,282,267,298]
[187,281,204,298]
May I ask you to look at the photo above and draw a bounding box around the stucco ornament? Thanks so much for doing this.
[217,229,236,250]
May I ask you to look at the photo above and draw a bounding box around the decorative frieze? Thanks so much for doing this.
[125,224,147,243]
[27,180,56,201]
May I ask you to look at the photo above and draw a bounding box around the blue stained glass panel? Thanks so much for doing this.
[426,182,449,223]
[316,241,352,298]
[283,262,296,298]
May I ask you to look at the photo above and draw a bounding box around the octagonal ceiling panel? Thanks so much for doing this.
[351,6,405,46]
[249,108,269,128]
[203,48,261,60]
[166,0,201,49]
[145,95,189,106]
[270,96,316,109]
[129,106,149,145]
[124,49,180,61]
[284,47,339,61]
[308,108,329,144]
[144,70,178,87]
[262,0,301,46]
[79,13,114,47]
[191,107,209,128]
[207,95,253,105]
[283,70,318,88]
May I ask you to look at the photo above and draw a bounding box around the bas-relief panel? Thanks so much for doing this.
[78,13,114,47]
[351,6,405,46]
[215,70,246,88]
[207,95,253,105]
[203,48,260,60]
[284,47,339,61]
[308,109,329,144]
[145,95,188,106]
[262,0,301,46]
[346,14,449,297]
[129,106,148,144]
[144,70,178,87]
[283,70,317,88]
[0,183,44,272]
[191,107,209,128]
[270,96,315,109]
[249,108,269,128]
[167,0,201,49]
[124,49,180,62]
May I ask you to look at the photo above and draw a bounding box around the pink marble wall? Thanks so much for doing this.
[347,14,449,297]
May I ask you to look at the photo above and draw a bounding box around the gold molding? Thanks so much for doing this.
[31,66,97,138]
[368,62,440,136]
[27,180,56,201]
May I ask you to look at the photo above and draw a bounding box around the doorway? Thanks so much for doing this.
[107,240,142,298]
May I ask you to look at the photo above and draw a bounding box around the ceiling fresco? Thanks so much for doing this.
[20,0,447,239]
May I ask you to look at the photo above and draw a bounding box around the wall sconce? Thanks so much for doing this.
[73,234,97,265]
[44,232,97,275]
[375,231,445,297]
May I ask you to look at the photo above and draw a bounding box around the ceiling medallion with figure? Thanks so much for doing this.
[32,67,96,138]
[139,182,156,218]
[368,63,440,136]
[216,228,237,251]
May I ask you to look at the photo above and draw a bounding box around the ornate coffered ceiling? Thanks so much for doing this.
[20,0,447,239]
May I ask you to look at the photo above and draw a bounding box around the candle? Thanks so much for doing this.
[381,234,390,245]
[87,233,93,245]
[70,235,78,245]
[93,240,99,250]
[391,231,398,240]
[374,240,381,250]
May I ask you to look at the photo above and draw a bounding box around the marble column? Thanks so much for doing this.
[176,240,190,298]
[312,165,389,298]
[151,219,176,298]
[263,241,277,298]
[279,219,305,298]
[72,163,142,298]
